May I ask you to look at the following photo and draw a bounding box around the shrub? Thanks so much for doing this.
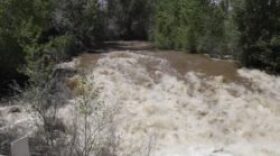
[52,0,101,49]
[153,0,229,54]
[235,0,280,73]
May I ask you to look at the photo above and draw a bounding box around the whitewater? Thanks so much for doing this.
[66,51,280,156]
[1,50,280,156]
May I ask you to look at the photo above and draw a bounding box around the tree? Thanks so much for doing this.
[0,0,103,89]
[0,0,75,96]
[52,0,101,50]
[106,0,155,40]
[236,0,280,72]
[153,0,230,54]
[0,0,50,94]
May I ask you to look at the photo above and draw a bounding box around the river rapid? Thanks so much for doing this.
[70,50,280,156]
[1,48,280,156]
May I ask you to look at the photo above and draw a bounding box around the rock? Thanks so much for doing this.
[0,119,6,127]
[8,107,21,113]
[11,137,30,156]
[55,60,77,71]
[54,59,78,78]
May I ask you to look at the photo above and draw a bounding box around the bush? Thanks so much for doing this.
[0,0,52,95]
[153,0,230,54]
[0,0,100,95]
[236,0,280,73]
[106,0,155,40]
[52,0,102,49]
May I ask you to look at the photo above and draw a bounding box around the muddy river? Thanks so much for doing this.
[73,46,280,156]
[1,41,280,156]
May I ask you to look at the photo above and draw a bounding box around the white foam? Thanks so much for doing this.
[0,105,38,136]
[4,51,277,155]
[73,51,280,156]
[2,51,279,155]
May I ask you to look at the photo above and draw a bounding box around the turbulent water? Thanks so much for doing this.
[1,50,280,156]
[72,51,280,156]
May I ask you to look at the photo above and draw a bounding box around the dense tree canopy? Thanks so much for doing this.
[105,0,155,40]
[0,0,280,95]
[153,0,233,54]
[153,0,280,72]
[236,0,280,72]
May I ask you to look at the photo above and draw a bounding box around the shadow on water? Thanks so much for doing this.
[0,74,28,100]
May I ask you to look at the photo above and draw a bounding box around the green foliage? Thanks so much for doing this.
[0,0,52,75]
[0,0,100,89]
[106,0,155,40]
[1,0,280,91]
[236,0,280,72]
[0,0,69,88]
[23,35,72,85]
[153,0,229,53]
[53,0,101,49]
[0,34,24,78]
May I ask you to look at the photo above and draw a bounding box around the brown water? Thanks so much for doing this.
[70,42,280,156]
[80,48,246,84]
[2,41,279,156]
[152,51,240,81]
